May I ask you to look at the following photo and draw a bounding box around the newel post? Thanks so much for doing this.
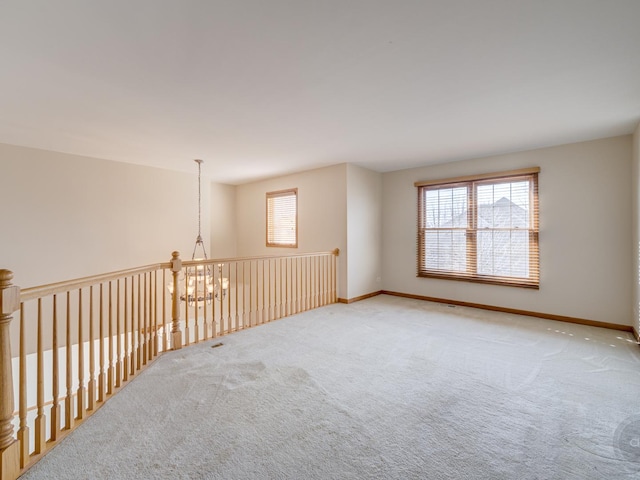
[0,270,20,480]
[170,252,183,350]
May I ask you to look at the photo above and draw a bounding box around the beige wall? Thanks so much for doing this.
[346,164,382,299]
[382,136,633,326]
[235,164,348,298]
[210,181,237,258]
[632,123,640,333]
[2,132,635,327]
[0,143,210,288]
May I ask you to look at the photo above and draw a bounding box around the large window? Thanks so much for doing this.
[266,188,298,247]
[416,168,539,288]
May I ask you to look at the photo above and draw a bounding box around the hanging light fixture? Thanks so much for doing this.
[167,159,228,306]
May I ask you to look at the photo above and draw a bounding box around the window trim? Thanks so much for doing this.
[416,167,540,289]
[266,188,298,248]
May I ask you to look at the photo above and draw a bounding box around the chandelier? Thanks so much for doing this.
[168,159,228,306]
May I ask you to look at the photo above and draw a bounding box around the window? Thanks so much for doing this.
[266,188,298,247]
[416,168,539,288]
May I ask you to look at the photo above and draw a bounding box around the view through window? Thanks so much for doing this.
[266,188,298,247]
[416,168,539,288]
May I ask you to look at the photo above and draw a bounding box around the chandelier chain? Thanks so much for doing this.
[192,159,208,260]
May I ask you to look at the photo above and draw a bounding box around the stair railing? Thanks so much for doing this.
[0,248,338,480]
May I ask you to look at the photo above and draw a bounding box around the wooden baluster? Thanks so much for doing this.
[170,252,182,350]
[50,296,60,439]
[317,256,321,307]
[34,298,46,452]
[287,258,292,316]
[137,275,142,369]
[162,270,167,352]
[300,257,304,312]
[250,261,255,328]
[98,284,105,403]
[307,257,311,311]
[224,264,230,333]
[328,254,332,304]
[323,255,327,305]
[107,282,114,394]
[0,270,20,480]
[277,258,280,317]
[281,258,286,317]
[240,262,244,329]
[203,268,209,340]
[76,289,86,420]
[310,257,315,308]
[280,258,287,318]
[219,264,225,334]
[129,276,136,376]
[261,260,266,324]
[320,255,323,305]
[17,304,29,468]
[283,258,288,316]
[234,262,240,332]
[317,256,321,306]
[309,257,314,309]
[292,258,297,314]
[123,278,129,383]
[183,269,189,346]
[146,273,152,361]
[299,258,303,312]
[153,271,158,357]
[65,292,73,429]
[211,268,222,338]
[291,258,296,314]
[226,263,231,331]
[88,286,96,410]
[291,258,295,314]
[326,255,330,305]
[142,274,148,365]
[294,257,298,313]
[336,249,340,302]
[130,276,136,376]
[115,280,122,388]
[294,257,299,314]
[320,256,324,306]
[265,258,273,322]
[266,260,271,322]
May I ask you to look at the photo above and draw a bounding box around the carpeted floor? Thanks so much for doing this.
[20,295,640,479]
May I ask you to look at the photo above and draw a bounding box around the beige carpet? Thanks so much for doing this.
[21,295,640,479]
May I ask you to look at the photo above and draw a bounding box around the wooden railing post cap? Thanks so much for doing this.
[170,252,182,273]
[0,270,13,285]
[0,270,19,316]
[333,248,340,256]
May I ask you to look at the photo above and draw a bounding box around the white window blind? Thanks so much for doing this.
[416,168,539,288]
[267,188,298,247]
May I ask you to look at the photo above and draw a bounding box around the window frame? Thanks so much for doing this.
[416,168,540,289]
[266,188,298,248]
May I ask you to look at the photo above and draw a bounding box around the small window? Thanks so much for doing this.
[416,168,539,288]
[266,188,298,247]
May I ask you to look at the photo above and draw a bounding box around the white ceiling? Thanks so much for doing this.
[1,1,639,184]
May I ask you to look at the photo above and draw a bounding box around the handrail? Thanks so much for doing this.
[180,248,340,267]
[20,264,165,302]
[19,249,340,301]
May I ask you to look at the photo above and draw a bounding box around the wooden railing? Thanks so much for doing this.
[0,249,338,480]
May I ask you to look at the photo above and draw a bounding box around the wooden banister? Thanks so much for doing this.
[1,248,339,479]
[20,264,166,303]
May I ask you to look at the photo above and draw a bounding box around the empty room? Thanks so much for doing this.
[1,1,640,479]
